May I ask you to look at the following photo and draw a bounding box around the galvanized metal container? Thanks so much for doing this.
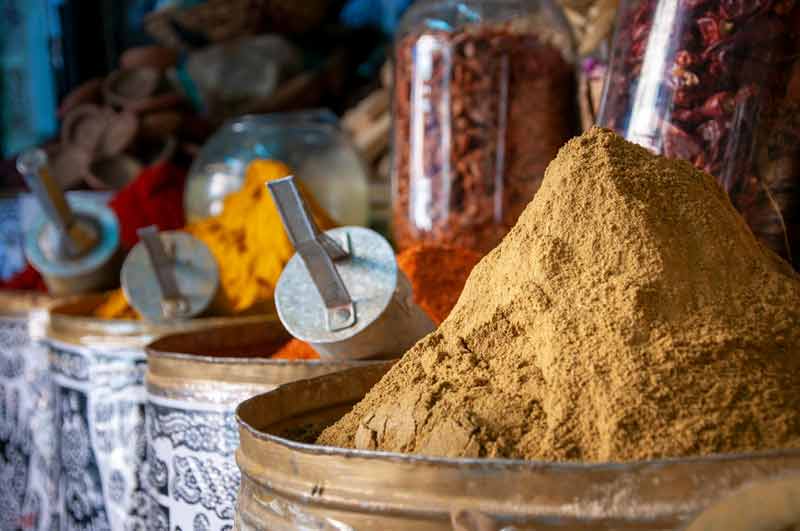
[0,291,59,531]
[236,364,800,531]
[145,320,382,531]
[44,295,271,531]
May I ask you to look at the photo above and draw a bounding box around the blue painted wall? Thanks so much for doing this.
[0,0,59,157]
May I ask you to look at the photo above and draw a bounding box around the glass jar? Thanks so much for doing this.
[184,109,370,226]
[599,0,800,267]
[391,0,578,254]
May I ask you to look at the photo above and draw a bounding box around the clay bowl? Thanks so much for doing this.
[103,67,161,109]
[58,78,103,118]
[96,111,139,157]
[120,45,178,71]
[135,135,177,166]
[61,104,106,153]
[85,154,143,191]
[140,110,183,139]
[45,145,92,189]
[61,105,138,157]
[104,66,184,114]
[125,91,184,115]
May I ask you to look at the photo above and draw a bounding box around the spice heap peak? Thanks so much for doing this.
[318,127,800,462]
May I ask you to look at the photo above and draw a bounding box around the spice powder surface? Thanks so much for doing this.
[318,127,800,462]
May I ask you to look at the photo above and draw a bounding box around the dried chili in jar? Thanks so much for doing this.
[391,0,578,255]
[599,0,800,268]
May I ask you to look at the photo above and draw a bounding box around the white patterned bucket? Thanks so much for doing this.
[144,320,382,531]
[0,291,58,531]
[44,295,272,531]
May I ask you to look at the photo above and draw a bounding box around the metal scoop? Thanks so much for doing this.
[269,176,435,360]
[18,148,120,295]
[121,226,219,322]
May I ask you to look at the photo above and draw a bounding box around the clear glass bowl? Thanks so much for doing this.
[185,109,370,226]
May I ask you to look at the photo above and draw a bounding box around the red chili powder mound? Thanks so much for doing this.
[111,162,186,252]
[397,244,483,325]
[272,339,319,360]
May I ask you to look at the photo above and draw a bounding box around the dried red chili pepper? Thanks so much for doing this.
[600,0,800,267]
[675,50,697,68]
[697,16,723,46]
[392,19,577,254]
[699,92,734,118]
[720,0,763,20]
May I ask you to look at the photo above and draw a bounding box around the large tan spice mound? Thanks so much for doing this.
[317,127,800,462]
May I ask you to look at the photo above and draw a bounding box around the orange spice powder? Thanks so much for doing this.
[397,244,482,325]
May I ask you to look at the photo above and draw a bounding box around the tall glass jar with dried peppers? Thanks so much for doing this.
[391,0,578,255]
[599,0,800,268]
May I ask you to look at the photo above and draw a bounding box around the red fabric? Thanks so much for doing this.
[0,265,47,292]
[1,162,187,293]
[110,162,187,252]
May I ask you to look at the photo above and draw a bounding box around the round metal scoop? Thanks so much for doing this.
[18,148,119,295]
[122,226,219,322]
[270,176,435,360]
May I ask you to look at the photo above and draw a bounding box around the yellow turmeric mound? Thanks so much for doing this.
[95,289,138,320]
[94,159,335,319]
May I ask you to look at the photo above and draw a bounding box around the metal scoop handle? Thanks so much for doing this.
[17,148,97,258]
[268,176,356,332]
[137,226,190,319]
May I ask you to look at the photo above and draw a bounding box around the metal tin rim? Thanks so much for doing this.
[243,423,800,470]
[46,294,276,345]
[0,290,58,317]
[149,349,379,367]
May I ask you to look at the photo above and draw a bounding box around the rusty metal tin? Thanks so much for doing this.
[236,365,800,531]
[0,291,61,531]
[145,320,385,531]
[684,476,800,531]
[44,295,276,531]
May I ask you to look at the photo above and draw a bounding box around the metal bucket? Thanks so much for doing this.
[145,320,382,531]
[44,295,272,531]
[0,291,59,531]
[236,364,800,531]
